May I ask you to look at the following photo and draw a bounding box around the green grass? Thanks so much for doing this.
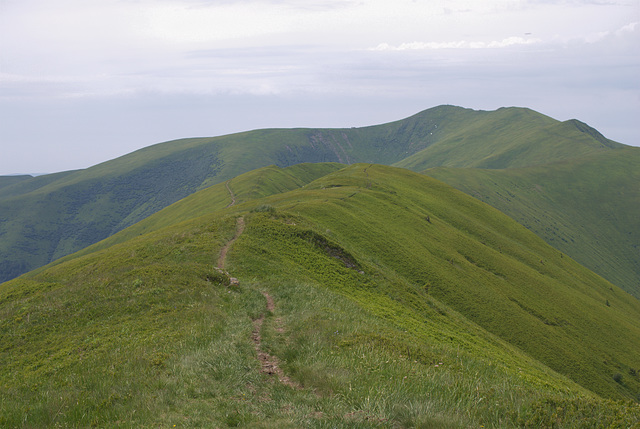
[426,147,640,297]
[394,107,622,171]
[245,164,640,400]
[32,162,344,273]
[1,105,626,283]
[3,163,639,427]
[0,175,32,191]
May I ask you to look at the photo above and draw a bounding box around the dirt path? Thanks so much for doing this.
[251,292,301,389]
[217,216,245,270]
[212,212,302,389]
[224,180,236,208]
[215,210,299,389]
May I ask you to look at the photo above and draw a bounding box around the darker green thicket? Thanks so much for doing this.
[520,397,640,428]
[295,228,361,270]
[252,204,276,214]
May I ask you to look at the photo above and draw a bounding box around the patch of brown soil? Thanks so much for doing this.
[344,410,389,424]
[251,292,301,390]
[224,180,236,208]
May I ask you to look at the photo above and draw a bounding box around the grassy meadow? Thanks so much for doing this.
[426,147,640,297]
[2,163,639,427]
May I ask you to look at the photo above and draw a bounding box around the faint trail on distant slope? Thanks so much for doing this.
[217,216,245,270]
[363,164,373,189]
[224,180,236,208]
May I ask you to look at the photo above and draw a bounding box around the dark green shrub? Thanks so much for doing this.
[252,204,276,214]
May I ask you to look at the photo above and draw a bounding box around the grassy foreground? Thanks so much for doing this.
[2,163,639,427]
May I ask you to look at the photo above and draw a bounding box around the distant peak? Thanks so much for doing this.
[564,119,618,149]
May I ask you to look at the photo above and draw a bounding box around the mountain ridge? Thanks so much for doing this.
[27,161,640,399]
[0,105,632,290]
[2,161,638,427]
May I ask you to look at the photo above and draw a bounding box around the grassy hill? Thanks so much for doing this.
[426,147,640,297]
[2,163,639,428]
[35,162,345,269]
[0,105,627,284]
[394,108,623,171]
[0,175,33,190]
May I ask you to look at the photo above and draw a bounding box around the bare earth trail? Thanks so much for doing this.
[224,180,237,208]
[216,216,245,270]
[215,209,301,389]
[251,293,301,389]
[216,180,244,270]
[364,164,373,189]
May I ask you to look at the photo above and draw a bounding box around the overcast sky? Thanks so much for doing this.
[1,0,639,174]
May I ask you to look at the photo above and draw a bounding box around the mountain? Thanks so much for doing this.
[426,147,640,297]
[0,105,629,284]
[393,107,622,171]
[2,163,638,428]
[0,174,33,190]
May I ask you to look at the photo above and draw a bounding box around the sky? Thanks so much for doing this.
[1,0,639,174]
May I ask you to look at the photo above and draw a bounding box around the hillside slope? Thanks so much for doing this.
[35,162,345,269]
[0,105,625,283]
[394,108,622,171]
[0,175,32,190]
[426,147,640,297]
[3,163,639,427]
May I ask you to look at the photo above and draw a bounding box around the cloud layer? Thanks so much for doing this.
[1,0,638,173]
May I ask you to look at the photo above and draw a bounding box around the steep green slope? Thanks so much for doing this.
[1,105,625,283]
[0,141,224,282]
[394,108,623,171]
[3,164,639,427]
[253,164,640,400]
[426,147,640,297]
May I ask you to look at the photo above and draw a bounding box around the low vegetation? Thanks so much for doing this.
[427,147,640,297]
[2,163,639,427]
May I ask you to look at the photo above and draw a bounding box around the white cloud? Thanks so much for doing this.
[583,20,638,42]
[371,36,543,51]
